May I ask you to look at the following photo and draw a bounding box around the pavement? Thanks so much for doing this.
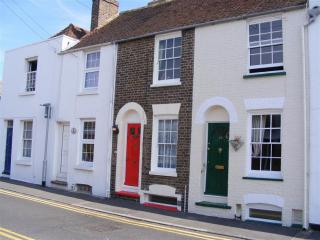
[0,178,319,240]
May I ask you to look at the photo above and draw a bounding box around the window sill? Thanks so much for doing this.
[74,164,93,172]
[77,90,99,96]
[243,71,286,79]
[15,160,32,166]
[19,92,36,96]
[149,170,177,177]
[243,177,283,182]
[150,80,181,88]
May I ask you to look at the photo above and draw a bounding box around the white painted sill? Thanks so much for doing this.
[15,159,32,166]
[149,170,177,177]
[74,164,94,172]
[244,172,283,181]
[150,80,181,88]
[77,90,99,96]
[19,92,36,96]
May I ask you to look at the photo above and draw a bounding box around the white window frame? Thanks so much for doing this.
[152,31,182,87]
[79,119,96,167]
[246,111,283,179]
[26,58,37,92]
[247,16,284,73]
[150,115,178,177]
[83,51,100,90]
[20,120,33,160]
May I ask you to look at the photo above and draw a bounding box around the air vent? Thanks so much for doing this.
[249,208,282,222]
[149,195,177,206]
[76,184,92,194]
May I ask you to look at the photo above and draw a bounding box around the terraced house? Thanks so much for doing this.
[2,0,320,230]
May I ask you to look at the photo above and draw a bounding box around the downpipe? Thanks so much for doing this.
[41,103,52,187]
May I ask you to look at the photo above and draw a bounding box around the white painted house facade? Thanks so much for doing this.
[188,7,307,227]
[53,43,116,197]
[308,0,320,229]
[0,34,80,185]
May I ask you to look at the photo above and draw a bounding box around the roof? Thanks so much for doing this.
[71,0,306,50]
[52,24,89,40]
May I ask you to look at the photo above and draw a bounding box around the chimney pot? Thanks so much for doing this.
[91,0,119,31]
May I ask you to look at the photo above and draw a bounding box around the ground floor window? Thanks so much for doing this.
[157,119,178,169]
[22,121,33,158]
[81,120,95,162]
[250,114,281,172]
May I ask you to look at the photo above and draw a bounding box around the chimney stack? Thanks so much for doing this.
[91,0,119,31]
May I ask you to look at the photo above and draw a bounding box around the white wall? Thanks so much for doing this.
[309,0,320,226]
[189,9,306,226]
[0,36,79,185]
[55,44,116,197]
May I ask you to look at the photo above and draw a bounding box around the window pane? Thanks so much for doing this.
[252,144,261,157]
[175,37,182,46]
[158,70,165,80]
[261,53,272,64]
[249,24,259,35]
[158,156,164,168]
[251,158,260,170]
[261,22,271,33]
[174,58,181,69]
[273,52,283,63]
[167,59,174,69]
[159,120,165,131]
[250,35,259,43]
[271,129,281,142]
[252,115,261,128]
[167,39,174,48]
[261,158,271,170]
[272,20,282,32]
[174,69,180,79]
[174,47,181,57]
[159,60,166,70]
[271,158,281,171]
[250,55,260,66]
[166,70,173,79]
[250,48,260,54]
[85,71,99,88]
[272,115,281,127]
[159,49,166,59]
[262,130,270,143]
[262,115,271,128]
[83,121,95,139]
[251,129,260,142]
[272,144,281,157]
[166,48,173,58]
[272,31,282,39]
[158,131,164,143]
[262,144,271,157]
[159,40,166,49]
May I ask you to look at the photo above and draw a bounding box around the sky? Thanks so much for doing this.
[0,0,150,80]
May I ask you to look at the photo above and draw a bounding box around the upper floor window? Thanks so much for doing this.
[84,52,100,89]
[250,114,281,174]
[26,59,37,92]
[153,32,182,86]
[249,19,283,73]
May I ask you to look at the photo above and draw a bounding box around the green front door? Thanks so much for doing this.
[205,123,229,196]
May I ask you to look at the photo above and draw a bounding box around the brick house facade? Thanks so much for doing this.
[111,29,194,211]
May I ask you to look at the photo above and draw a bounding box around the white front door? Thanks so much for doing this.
[57,124,70,180]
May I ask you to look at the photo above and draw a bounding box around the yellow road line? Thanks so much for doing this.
[0,228,34,240]
[0,189,233,240]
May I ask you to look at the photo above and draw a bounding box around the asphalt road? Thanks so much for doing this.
[0,193,237,240]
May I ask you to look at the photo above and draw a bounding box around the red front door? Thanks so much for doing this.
[124,124,141,187]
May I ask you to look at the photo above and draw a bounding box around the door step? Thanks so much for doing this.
[115,191,140,201]
[195,201,232,209]
[143,202,178,212]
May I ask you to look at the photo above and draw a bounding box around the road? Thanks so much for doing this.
[0,189,237,240]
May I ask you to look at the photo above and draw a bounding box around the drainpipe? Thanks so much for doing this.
[40,103,52,187]
[302,20,310,230]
